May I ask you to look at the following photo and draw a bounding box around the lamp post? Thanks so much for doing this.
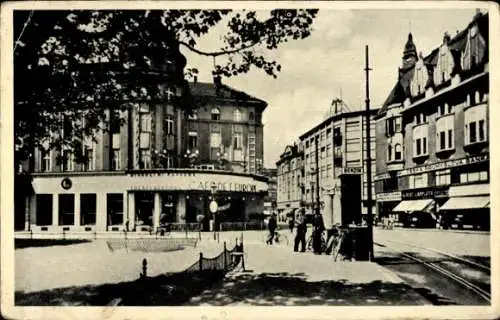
[314,137,320,216]
[364,45,374,261]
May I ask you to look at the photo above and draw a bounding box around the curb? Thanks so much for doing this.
[373,263,405,283]
[378,227,490,236]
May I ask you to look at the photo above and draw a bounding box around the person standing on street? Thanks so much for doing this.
[266,213,278,245]
[312,210,325,254]
[294,209,307,252]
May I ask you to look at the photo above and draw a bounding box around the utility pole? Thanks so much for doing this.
[315,136,320,215]
[364,45,374,261]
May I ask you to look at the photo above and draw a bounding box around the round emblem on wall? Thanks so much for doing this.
[61,178,72,190]
[209,200,218,214]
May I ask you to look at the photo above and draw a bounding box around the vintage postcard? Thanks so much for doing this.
[1,1,499,319]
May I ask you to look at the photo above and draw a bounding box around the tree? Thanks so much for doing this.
[14,9,319,165]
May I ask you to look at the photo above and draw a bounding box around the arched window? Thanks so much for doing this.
[233,109,243,122]
[211,108,220,121]
[394,144,402,161]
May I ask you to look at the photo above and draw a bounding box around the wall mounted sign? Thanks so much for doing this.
[397,154,488,177]
[343,167,363,175]
[61,178,72,190]
[402,186,449,200]
[375,191,402,202]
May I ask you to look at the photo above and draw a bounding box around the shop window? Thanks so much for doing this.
[409,173,428,189]
[80,194,96,225]
[36,194,52,226]
[211,108,220,121]
[460,170,488,184]
[59,194,75,226]
[107,193,124,226]
[435,169,451,186]
[464,104,487,145]
[188,131,198,149]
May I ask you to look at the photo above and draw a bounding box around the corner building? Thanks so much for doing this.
[374,11,490,230]
[19,47,269,234]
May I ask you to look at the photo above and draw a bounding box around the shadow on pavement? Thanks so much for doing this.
[15,239,91,249]
[186,272,429,306]
[16,270,226,306]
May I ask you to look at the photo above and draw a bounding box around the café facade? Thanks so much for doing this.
[27,169,268,233]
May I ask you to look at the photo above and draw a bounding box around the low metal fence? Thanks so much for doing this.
[106,238,198,252]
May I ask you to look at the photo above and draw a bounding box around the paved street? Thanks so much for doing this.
[374,228,491,305]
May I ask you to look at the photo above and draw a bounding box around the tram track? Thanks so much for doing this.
[375,239,491,305]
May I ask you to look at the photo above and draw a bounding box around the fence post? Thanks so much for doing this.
[141,258,148,279]
[223,241,227,271]
[199,252,203,271]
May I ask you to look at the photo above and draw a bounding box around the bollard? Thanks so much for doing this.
[199,252,203,271]
[223,241,227,270]
[62,230,66,240]
[141,258,148,278]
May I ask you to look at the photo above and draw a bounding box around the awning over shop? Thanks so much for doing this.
[393,199,434,212]
[440,196,490,210]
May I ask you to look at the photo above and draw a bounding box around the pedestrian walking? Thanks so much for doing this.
[266,213,278,245]
[294,209,307,252]
[312,210,325,254]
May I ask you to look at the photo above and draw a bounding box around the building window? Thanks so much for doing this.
[438,103,454,116]
[408,173,428,189]
[249,111,254,121]
[233,109,243,122]
[333,127,342,146]
[435,169,451,186]
[413,125,428,157]
[62,150,74,172]
[112,148,121,170]
[41,149,51,172]
[107,193,124,226]
[211,108,220,121]
[394,144,402,161]
[462,25,486,71]
[414,113,428,125]
[140,149,152,169]
[460,170,488,184]
[59,194,75,226]
[80,193,96,225]
[233,133,243,149]
[188,131,198,149]
[82,143,95,171]
[165,115,174,135]
[464,104,487,145]
[210,132,221,148]
[140,113,152,133]
[436,115,454,152]
[387,144,392,162]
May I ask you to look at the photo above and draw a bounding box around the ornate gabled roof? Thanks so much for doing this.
[188,81,267,109]
[377,11,488,118]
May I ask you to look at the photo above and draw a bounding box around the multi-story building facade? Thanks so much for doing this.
[299,99,378,227]
[261,167,278,212]
[374,11,489,230]
[17,51,269,233]
[276,144,303,220]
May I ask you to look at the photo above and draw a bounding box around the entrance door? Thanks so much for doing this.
[135,192,154,228]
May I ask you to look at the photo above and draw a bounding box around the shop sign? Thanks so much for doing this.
[343,167,362,175]
[376,191,401,202]
[397,154,488,177]
[199,181,257,193]
[402,187,449,200]
[374,173,391,181]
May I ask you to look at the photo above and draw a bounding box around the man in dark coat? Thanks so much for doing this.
[294,209,307,252]
[312,211,325,254]
[266,213,278,244]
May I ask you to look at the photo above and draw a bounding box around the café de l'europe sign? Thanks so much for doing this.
[130,170,267,193]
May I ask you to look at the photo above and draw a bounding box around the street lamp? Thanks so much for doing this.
[184,149,199,168]
[153,148,169,168]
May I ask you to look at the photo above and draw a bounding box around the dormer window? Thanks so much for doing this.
[461,25,486,71]
[410,59,428,97]
[434,45,454,86]
[414,113,427,125]
[211,108,220,121]
[438,103,453,116]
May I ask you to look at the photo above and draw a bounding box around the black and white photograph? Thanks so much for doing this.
[1,1,499,319]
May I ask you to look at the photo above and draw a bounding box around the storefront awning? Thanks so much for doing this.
[393,199,434,212]
[440,196,490,210]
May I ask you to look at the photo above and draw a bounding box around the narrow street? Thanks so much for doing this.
[374,228,490,305]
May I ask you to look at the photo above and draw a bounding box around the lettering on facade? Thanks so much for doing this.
[376,191,402,202]
[136,171,197,177]
[198,181,257,193]
[397,154,488,177]
[343,167,363,174]
[402,187,449,200]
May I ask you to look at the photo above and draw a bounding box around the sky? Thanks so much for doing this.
[180,8,482,168]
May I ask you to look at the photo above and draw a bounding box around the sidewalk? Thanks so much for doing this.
[186,242,431,306]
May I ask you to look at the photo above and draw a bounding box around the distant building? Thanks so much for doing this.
[298,99,378,226]
[276,144,303,220]
[261,167,278,215]
[374,11,489,230]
